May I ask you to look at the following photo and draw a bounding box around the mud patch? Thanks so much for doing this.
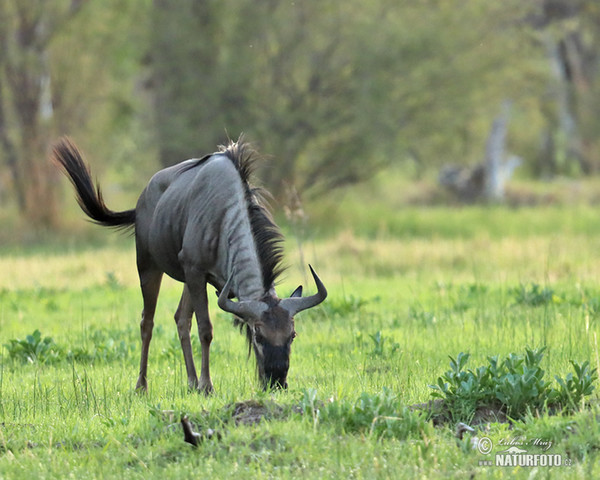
[229,399,285,426]
[176,399,291,445]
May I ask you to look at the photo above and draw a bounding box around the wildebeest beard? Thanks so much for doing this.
[257,342,290,389]
[234,318,290,389]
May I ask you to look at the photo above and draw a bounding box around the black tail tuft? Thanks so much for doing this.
[52,137,136,231]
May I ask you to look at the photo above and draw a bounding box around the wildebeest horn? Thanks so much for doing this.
[217,275,266,320]
[280,265,327,316]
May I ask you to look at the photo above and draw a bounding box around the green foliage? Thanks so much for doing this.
[407,307,437,327]
[4,330,64,364]
[492,348,554,416]
[104,272,123,291]
[512,283,558,307]
[429,352,481,420]
[555,361,598,410]
[146,0,558,198]
[67,330,134,364]
[300,388,430,440]
[430,348,598,421]
[306,294,370,319]
[4,329,134,365]
[3,208,600,476]
[2,0,600,231]
[368,331,399,358]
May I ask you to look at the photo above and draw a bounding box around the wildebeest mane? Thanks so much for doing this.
[233,317,254,358]
[182,136,286,355]
[218,136,285,291]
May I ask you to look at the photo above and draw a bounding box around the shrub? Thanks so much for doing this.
[429,347,597,421]
[4,329,64,364]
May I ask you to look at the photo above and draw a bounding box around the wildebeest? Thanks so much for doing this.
[52,137,327,393]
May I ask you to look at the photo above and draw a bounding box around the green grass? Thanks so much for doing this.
[1,205,600,478]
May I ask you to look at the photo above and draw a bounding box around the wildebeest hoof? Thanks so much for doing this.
[198,382,214,396]
[135,383,148,394]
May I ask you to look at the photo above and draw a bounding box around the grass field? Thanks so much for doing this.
[1,204,600,478]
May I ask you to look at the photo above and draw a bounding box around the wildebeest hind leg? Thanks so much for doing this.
[135,269,163,392]
[174,285,200,390]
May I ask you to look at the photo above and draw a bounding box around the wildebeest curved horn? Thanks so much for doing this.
[280,265,327,316]
[217,275,266,320]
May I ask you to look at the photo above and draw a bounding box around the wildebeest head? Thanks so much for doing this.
[218,265,327,390]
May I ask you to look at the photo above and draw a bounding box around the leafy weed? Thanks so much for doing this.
[4,330,64,364]
[429,348,597,422]
[512,283,558,307]
[300,388,430,440]
[368,331,399,358]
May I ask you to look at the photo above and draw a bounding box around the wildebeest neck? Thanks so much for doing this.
[219,140,285,291]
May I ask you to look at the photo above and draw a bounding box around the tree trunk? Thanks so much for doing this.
[439,103,520,203]
[0,0,89,228]
[20,125,59,228]
[484,102,510,201]
[0,75,25,210]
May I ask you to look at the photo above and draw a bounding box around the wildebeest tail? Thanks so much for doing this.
[51,137,136,230]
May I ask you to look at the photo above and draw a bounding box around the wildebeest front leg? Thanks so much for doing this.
[174,285,200,390]
[186,277,214,394]
[135,269,163,392]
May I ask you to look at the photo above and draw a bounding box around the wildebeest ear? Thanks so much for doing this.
[290,286,303,298]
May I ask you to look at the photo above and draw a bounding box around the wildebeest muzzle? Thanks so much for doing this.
[260,344,290,390]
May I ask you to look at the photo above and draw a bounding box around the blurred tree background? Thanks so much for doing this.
[0,0,599,229]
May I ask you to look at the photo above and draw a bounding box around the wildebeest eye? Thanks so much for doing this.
[254,332,266,345]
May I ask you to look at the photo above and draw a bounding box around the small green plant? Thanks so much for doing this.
[582,296,600,317]
[429,348,597,422]
[301,388,430,440]
[512,283,557,306]
[4,330,64,364]
[316,294,370,317]
[160,334,183,362]
[300,388,321,430]
[429,352,483,420]
[368,331,399,357]
[4,329,135,366]
[407,307,437,326]
[67,330,133,364]
[489,347,554,416]
[104,271,123,290]
[555,360,597,409]
[450,283,489,312]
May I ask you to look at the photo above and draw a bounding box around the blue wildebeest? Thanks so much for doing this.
[52,137,327,393]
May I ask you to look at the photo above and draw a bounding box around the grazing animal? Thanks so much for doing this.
[52,137,327,393]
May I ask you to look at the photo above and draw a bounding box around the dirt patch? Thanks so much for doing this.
[229,399,285,426]
[178,399,289,446]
